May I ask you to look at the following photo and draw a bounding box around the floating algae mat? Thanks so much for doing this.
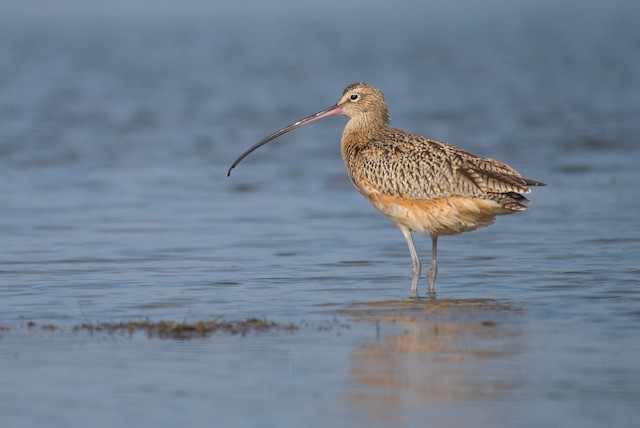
[3,318,299,340]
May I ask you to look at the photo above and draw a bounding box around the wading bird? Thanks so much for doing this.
[228,83,544,296]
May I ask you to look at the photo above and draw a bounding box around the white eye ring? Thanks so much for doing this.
[350,94,360,101]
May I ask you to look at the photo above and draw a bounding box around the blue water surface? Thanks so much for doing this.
[1,1,639,427]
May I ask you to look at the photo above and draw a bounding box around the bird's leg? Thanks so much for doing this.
[399,226,421,297]
[427,236,438,294]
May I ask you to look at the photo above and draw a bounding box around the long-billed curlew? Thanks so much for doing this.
[228,83,545,296]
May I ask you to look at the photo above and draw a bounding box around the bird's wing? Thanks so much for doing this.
[351,130,534,201]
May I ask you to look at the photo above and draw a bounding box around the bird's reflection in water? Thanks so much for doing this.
[341,299,525,426]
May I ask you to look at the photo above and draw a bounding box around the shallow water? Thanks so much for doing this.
[1,1,640,427]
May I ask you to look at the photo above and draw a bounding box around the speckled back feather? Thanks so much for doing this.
[342,128,541,211]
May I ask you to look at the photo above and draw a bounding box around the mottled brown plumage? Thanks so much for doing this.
[228,82,545,296]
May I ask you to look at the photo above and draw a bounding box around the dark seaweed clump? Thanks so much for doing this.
[1,318,298,340]
[72,318,298,339]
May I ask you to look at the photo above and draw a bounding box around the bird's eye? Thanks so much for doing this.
[350,94,360,101]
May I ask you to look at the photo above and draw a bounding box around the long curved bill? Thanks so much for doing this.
[227,104,343,176]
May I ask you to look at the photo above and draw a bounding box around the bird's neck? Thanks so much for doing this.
[341,114,387,143]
